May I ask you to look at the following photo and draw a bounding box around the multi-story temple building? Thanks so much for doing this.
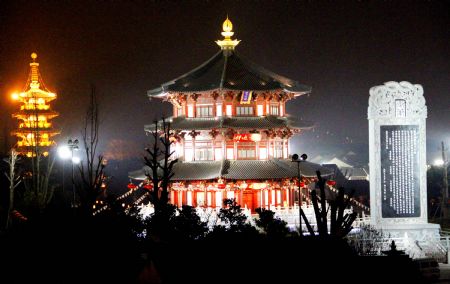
[11,53,59,157]
[131,18,330,212]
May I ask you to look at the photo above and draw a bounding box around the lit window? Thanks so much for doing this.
[259,148,267,159]
[236,106,253,116]
[238,149,255,159]
[195,148,213,160]
[226,105,232,116]
[216,192,223,207]
[185,148,193,161]
[274,141,283,158]
[270,105,279,116]
[257,105,264,116]
[196,192,205,206]
[177,107,184,116]
[187,105,194,118]
[280,104,284,116]
[226,148,234,159]
[196,106,213,117]
[215,148,223,160]
[216,104,222,117]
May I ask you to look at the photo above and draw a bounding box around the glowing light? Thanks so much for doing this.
[216,17,240,50]
[434,159,444,166]
[250,133,262,142]
[72,157,81,164]
[250,183,266,190]
[58,146,71,159]
[11,93,19,100]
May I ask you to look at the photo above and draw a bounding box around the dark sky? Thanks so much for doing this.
[0,0,449,185]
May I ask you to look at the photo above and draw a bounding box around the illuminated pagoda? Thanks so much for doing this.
[131,18,330,212]
[11,53,59,157]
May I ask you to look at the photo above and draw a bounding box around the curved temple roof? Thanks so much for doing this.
[148,50,311,97]
[145,115,313,132]
[129,159,332,181]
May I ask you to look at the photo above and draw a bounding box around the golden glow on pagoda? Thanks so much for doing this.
[216,17,240,50]
[11,53,60,157]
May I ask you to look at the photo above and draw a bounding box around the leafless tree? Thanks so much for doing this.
[144,118,177,212]
[4,149,22,229]
[78,85,107,213]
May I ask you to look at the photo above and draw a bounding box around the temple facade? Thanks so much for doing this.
[132,18,330,212]
[11,53,59,157]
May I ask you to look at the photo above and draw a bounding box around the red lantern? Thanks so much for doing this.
[143,184,153,190]
[218,183,226,189]
[299,181,305,187]
[326,180,336,187]
[127,183,137,189]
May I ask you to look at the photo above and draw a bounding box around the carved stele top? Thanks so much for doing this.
[368,81,427,120]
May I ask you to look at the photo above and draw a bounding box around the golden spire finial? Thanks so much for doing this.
[223,17,233,33]
[216,17,240,50]
[29,52,40,87]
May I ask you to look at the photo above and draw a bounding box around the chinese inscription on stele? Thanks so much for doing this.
[380,125,420,217]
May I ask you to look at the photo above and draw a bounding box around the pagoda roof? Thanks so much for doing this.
[145,115,313,132]
[129,159,331,181]
[148,50,311,97]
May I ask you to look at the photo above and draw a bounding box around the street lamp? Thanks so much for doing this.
[292,153,307,236]
[59,139,79,208]
[68,139,79,208]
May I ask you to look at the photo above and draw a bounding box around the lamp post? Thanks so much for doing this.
[437,141,449,220]
[68,139,80,208]
[292,153,307,236]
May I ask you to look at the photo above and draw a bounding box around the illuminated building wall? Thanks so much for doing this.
[11,53,59,157]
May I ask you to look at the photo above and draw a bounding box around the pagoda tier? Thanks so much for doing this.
[147,49,311,98]
[11,53,60,157]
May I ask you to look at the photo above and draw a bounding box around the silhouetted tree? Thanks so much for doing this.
[78,85,108,214]
[255,207,290,239]
[209,198,259,238]
[171,205,208,241]
[144,118,177,213]
[22,151,56,213]
[301,171,357,238]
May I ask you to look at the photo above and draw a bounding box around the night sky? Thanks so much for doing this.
[0,1,449,187]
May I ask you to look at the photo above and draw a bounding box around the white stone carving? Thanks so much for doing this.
[368,81,427,120]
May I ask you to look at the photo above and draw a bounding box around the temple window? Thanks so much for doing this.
[195,148,213,160]
[270,105,279,116]
[257,105,264,116]
[187,105,194,118]
[226,148,234,159]
[196,105,213,117]
[238,149,255,159]
[177,107,184,116]
[216,104,222,117]
[259,147,268,159]
[280,104,284,116]
[226,105,233,116]
[236,106,253,116]
[274,141,283,158]
[214,148,223,160]
[237,142,256,159]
